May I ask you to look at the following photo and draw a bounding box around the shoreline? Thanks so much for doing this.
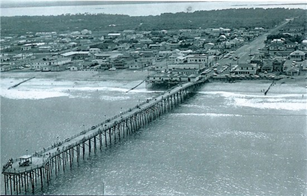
[205,77,307,94]
[1,71,306,195]
[0,70,149,82]
[1,71,306,101]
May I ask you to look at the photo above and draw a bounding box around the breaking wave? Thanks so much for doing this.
[171,113,242,117]
[0,78,152,100]
[198,91,307,111]
[229,97,307,111]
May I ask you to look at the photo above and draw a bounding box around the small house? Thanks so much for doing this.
[261,60,273,73]
[290,50,305,61]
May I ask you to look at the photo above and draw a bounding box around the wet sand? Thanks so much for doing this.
[1,70,306,99]
[1,70,150,82]
[1,70,306,195]
[206,76,307,95]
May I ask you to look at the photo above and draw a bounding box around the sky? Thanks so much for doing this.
[2,0,307,2]
[1,0,306,7]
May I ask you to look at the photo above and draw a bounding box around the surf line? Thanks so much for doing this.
[8,77,35,90]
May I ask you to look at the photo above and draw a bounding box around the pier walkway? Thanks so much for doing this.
[2,76,208,195]
[2,18,289,194]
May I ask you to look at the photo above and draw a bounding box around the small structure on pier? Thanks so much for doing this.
[18,155,32,167]
[2,76,208,195]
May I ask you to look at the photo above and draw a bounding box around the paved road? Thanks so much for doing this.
[236,19,291,63]
[215,18,291,72]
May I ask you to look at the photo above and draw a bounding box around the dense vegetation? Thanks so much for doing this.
[266,33,304,43]
[265,16,306,44]
[1,8,305,36]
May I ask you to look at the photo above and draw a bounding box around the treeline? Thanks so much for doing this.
[265,16,306,43]
[1,8,305,36]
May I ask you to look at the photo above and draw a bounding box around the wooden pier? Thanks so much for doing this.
[2,78,207,195]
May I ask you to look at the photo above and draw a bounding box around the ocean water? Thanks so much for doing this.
[1,75,306,195]
[1,1,306,17]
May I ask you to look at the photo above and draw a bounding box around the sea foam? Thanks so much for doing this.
[0,78,147,100]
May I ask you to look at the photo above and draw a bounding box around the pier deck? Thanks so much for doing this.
[2,76,208,195]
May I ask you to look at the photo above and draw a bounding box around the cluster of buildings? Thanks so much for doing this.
[256,24,307,76]
[1,24,306,81]
[0,26,262,73]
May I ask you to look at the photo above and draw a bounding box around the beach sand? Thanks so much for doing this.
[1,70,151,82]
[1,70,306,99]
[205,76,307,95]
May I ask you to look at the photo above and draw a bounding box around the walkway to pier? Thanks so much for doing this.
[2,76,208,195]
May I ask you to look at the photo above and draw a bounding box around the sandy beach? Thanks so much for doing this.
[1,70,150,82]
[2,70,306,88]
[1,70,306,100]
[0,70,155,99]
[1,70,306,195]
[206,76,307,95]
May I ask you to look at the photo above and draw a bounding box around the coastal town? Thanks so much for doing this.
[1,14,306,86]
[1,5,307,196]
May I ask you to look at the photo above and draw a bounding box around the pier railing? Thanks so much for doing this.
[2,77,208,195]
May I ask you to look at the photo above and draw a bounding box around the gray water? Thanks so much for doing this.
[1,1,306,17]
[1,78,306,195]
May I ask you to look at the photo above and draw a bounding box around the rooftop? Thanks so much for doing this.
[61,51,89,57]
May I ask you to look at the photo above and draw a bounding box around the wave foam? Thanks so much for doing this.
[198,91,307,111]
[199,91,307,99]
[0,78,151,99]
[210,130,269,139]
[231,97,307,111]
[1,88,69,100]
[99,95,130,101]
[172,113,242,117]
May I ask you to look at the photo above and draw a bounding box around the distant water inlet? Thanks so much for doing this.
[2,80,204,195]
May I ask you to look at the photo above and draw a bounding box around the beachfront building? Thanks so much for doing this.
[289,50,305,61]
[111,58,126,69]
[301,60,307,72]
[283,60,300,76]
[261,60,273,73]
[0,63,15,72]
[167,63,206,75]
[30,56,71,71]
[272,58,285,72]
[234,63,257,75]
[94,54,111,62]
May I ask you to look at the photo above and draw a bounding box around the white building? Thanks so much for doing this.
[186,54,207,64]
[289,50,305,61]
[234,63,257,75]
[89,48,101,54]
[31,56,71,71]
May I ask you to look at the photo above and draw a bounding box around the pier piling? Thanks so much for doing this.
[2,78,208,195]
